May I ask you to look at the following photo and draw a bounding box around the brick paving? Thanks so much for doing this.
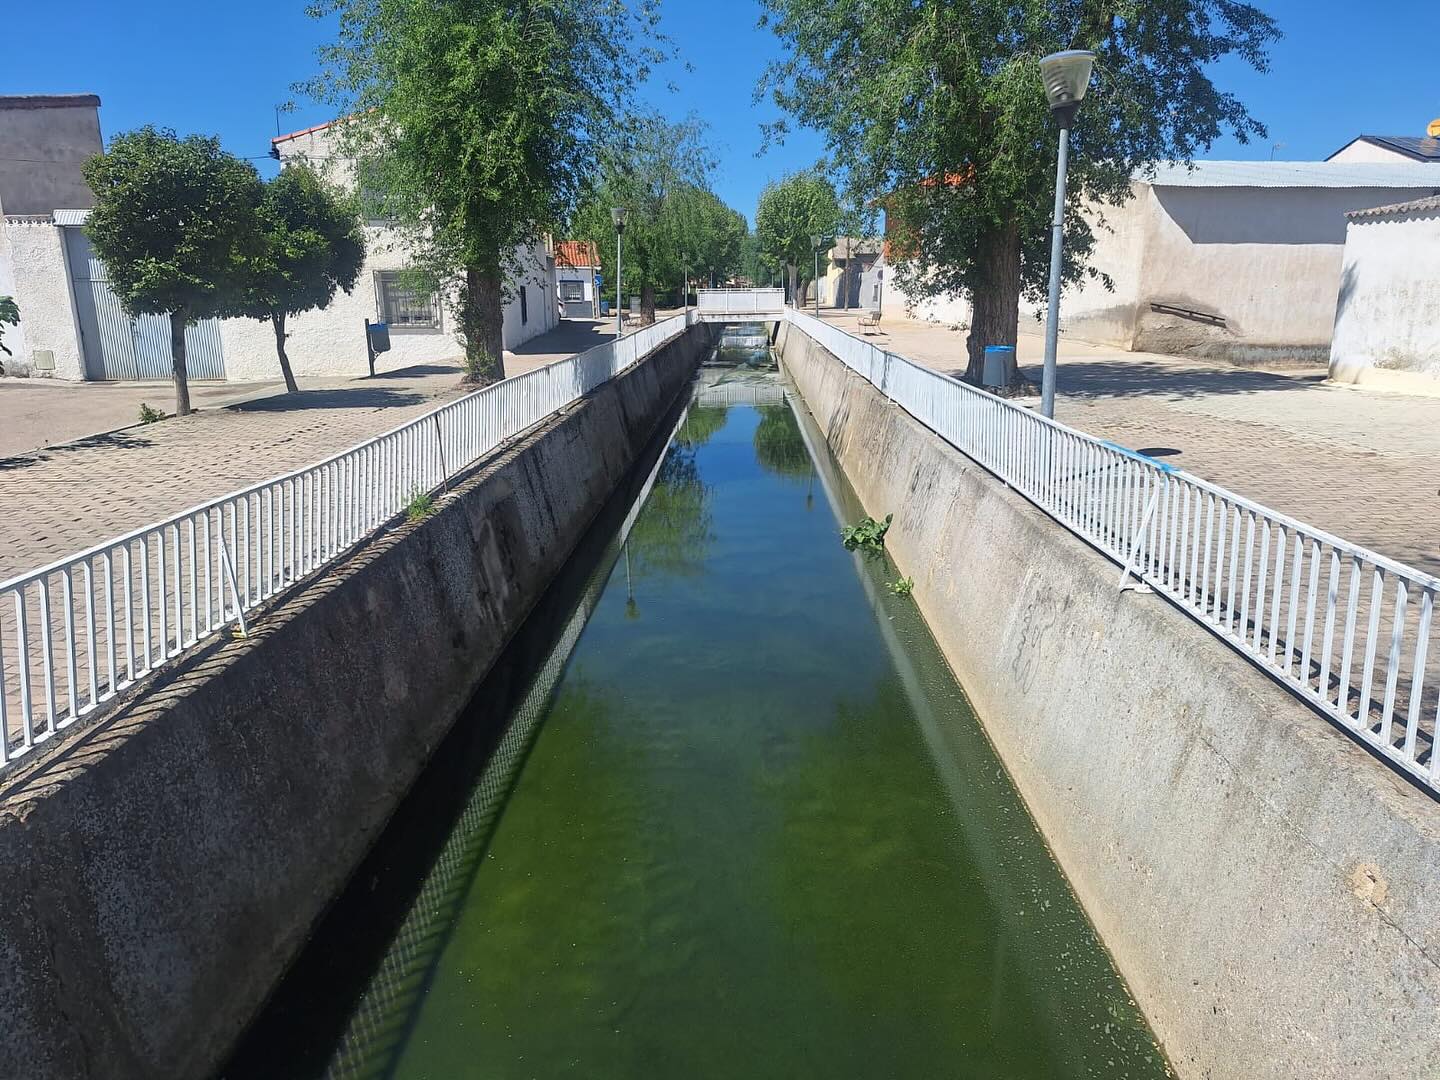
[0,318,621,584]
[831,310,1440,578]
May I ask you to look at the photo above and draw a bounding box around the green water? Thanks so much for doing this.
[227,356,1169,1080]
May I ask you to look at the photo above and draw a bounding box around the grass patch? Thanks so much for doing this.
[405,489,437,523]
[138,402,167,424]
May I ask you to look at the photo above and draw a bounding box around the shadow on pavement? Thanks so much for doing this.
[234,387,431,412]
[0,430,156,471]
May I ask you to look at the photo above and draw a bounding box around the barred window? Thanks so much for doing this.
[375,271,438,329]
[558,279,585,301]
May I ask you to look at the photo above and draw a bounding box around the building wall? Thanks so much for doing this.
[1329,206,1440,388]
[2,217,84,379]
[0,96,102,216]
[218,124,558,382]
[1327,140,1421,165]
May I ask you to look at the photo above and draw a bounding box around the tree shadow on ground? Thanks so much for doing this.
[368,364,462,379]
[0,430,156,471]
[508,319,614,357]
[928,357,1330,401]
[234,387,430,412]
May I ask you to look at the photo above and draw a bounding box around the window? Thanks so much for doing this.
[520,286,529,326]
[559,279,585,302]
[375,271,439,329]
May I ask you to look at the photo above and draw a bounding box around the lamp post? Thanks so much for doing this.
[1038,49,1095,420]
[811,235,822,318]
[611,206,628,337]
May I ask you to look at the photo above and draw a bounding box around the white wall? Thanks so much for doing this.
[2,217,84,379]
[217,124,558,382]
[0,97,102,216]
[1328,140,1422,165]
[1329,205,1440,388]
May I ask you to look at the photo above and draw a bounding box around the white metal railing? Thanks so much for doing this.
[784,309,1440,795]
[0,313,693,774]
[697,288,786,316]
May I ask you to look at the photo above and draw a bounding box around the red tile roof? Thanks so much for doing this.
[555,240,599,268]
[272,118,340,146]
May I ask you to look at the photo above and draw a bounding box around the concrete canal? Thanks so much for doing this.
[223,337,1169,1079]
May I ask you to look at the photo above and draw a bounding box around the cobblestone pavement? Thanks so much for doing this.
[826,310,1440,578]
[0,318,621,583]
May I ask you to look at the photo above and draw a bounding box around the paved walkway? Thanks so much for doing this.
[826,310,1440,577]
[0,318,620,583]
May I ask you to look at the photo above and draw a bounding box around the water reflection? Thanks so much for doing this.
[225,358,1170,1080]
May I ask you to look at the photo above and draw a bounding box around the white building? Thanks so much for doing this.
[554,240,598,319]
[1327,129,1440,165]
[1329,195,1440,391]
[0,101,558,382]
[890,159,1440,365]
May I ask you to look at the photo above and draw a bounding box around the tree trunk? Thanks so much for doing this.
[463,263,505,385]
[271,312,299,393]
[640,284,656,325]
[169,308,192,417]
[786,262,799,307]
[964,223,1022,386]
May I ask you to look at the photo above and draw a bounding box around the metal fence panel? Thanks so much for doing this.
[782,309,1440,795]
[0,314,692,773]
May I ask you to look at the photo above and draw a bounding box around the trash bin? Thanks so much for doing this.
[982,345,1014,388]
[367,321,391,354]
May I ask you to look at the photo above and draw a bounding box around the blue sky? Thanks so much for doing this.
[4,0,1437,225]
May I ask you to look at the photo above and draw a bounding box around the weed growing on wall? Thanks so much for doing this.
[841,513,891,554]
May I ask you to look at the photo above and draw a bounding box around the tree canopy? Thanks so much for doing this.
[754,172,840,307]
[571,116,744,320]
[306,0,665,381]
[758,0,1278,380]
[83,126,264,414]
[238,163,367,392]
[0,296,18,375]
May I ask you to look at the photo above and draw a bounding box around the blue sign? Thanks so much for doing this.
[595,274,604,285]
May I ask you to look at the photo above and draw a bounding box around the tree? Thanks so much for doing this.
[83,127,262,415]
[0,296,17,376]
[239,164,366,393]
[754,172,840,308]
[759,0,1278,383]
[307,0,664,383]
[571,116,716,323]
[671,186,748,290]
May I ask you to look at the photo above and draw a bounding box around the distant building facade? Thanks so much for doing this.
[1330,195,1440,390]
[0,103,558,382]
[889,159,1440,365]
[554,240,599,318]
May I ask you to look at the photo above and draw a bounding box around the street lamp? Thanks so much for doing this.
[611,206,629,336]
[1038,48,1095,419]
[811,234,822,318]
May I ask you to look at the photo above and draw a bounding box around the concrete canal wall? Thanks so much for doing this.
[776,320,1440,1080]
[0,326,711,1080]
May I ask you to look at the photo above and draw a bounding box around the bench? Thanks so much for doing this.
[857,309,882,334]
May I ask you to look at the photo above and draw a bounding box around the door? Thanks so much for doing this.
[64,229,226,381]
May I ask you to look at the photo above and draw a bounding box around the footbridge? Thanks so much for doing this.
[694,288,786,322]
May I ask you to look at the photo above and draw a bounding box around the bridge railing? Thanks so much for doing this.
[696,288,785,315]
[784,309,1440,796]
[0,314,692,775]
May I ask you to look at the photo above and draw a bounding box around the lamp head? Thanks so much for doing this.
[1039,50,1096,111]
[611,206,629,231]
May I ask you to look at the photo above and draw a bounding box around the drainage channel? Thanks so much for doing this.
[221,334,1170,1080]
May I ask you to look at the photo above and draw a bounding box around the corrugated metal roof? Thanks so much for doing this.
[53,208,91,226]
[1142,160,1440,189]
[1346,194,1440,221]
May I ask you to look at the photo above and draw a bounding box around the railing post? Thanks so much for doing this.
[432,414,450,493]
[217,522,249,638]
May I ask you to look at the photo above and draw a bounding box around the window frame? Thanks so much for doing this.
[373,270,440,331]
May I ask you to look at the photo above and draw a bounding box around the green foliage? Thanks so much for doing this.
[462,348,500,385]
[305,0,666,370]
[83,127,263,322]
[405,488,437,523]
[627,445,715,581]
[675,405,728,449]
[758,0,1278,372]
[239,163,366,389]
[571,116,743,319]
[887,576,914,597]
[752,404,812,482]
[137,402,167,424]
[0,295,17,371]
[841,513,892,553]
[754,172,840,303]
[84,127,264,414]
